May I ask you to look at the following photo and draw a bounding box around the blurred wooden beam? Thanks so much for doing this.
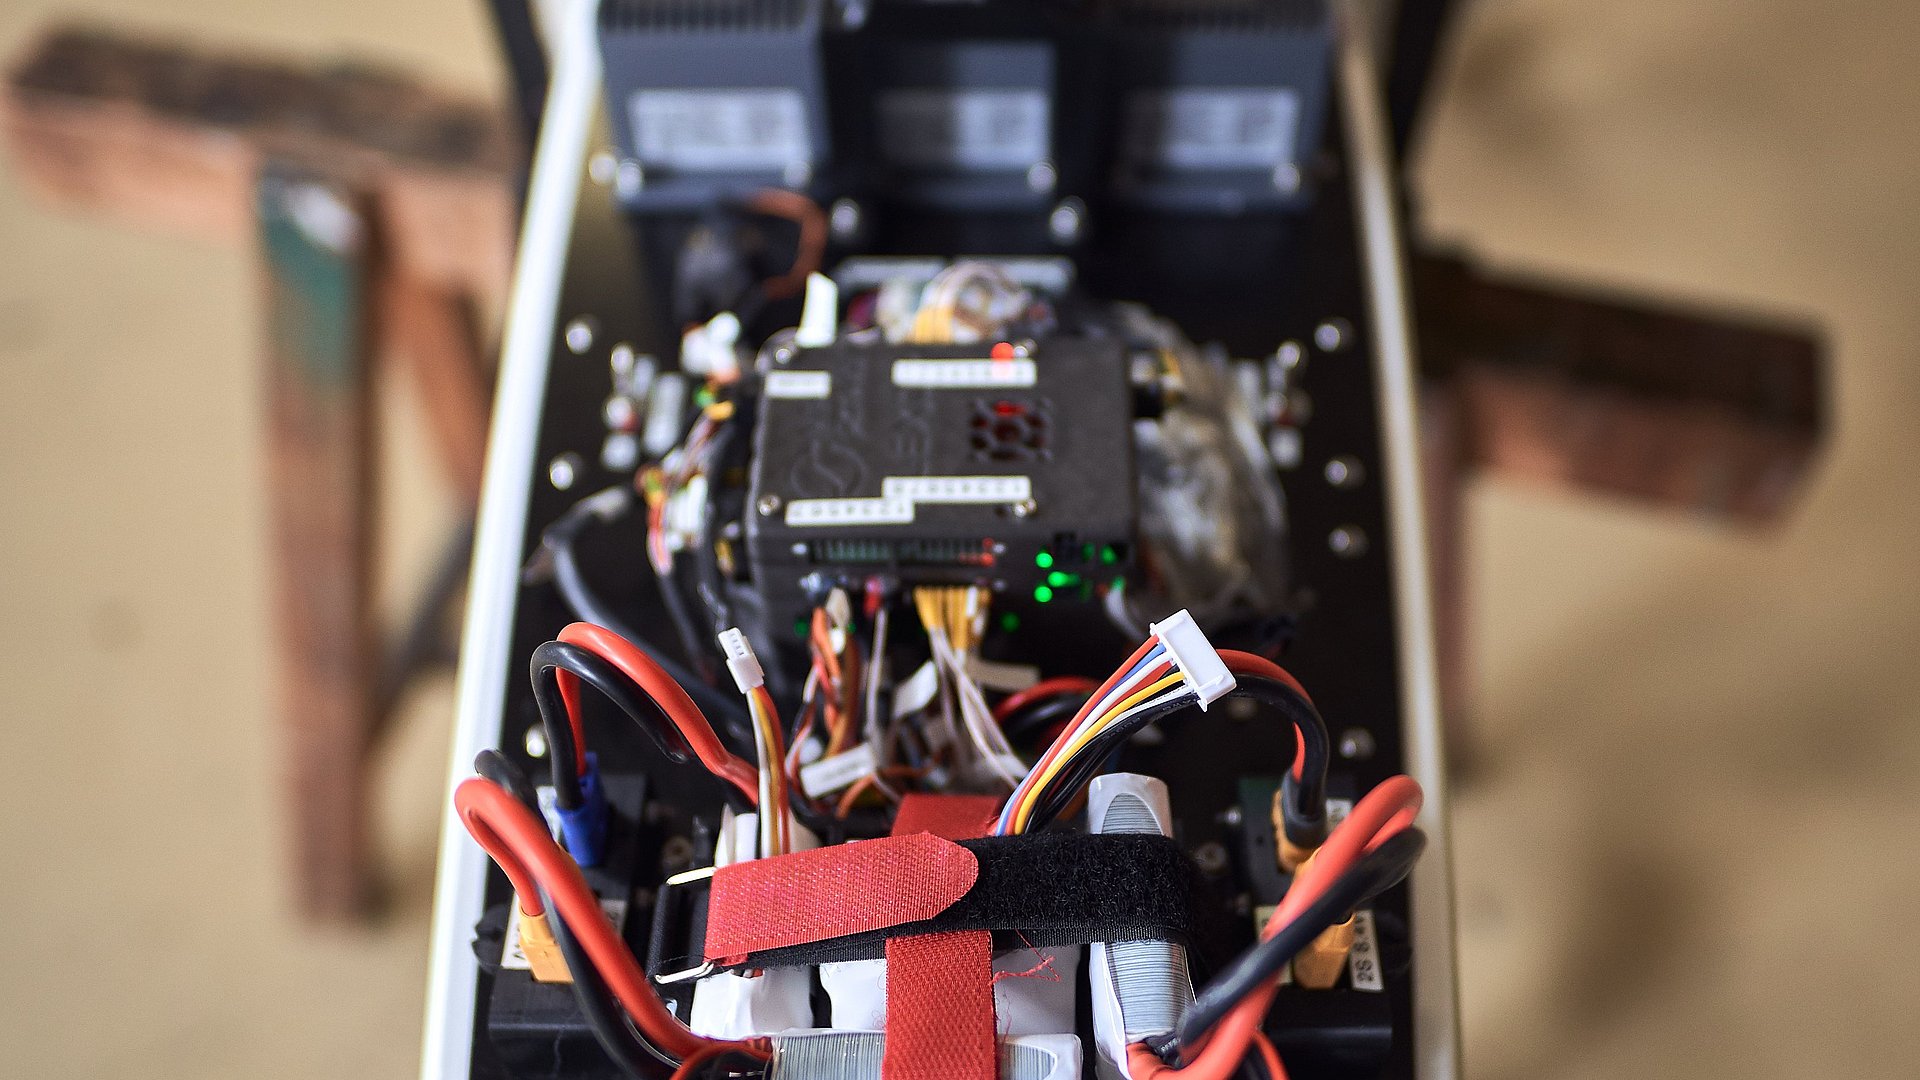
[1414,249,1825,524]
[2,25,516,309]
[2,25,509,921]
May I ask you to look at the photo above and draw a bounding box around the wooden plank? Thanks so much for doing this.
[3,26,515,306]
[1413,250,1824,523]
[257,161,382,920]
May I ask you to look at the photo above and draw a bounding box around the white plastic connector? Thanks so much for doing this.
[795,271,839,347]
[1149,608,1235,709]
[716,627,765,692]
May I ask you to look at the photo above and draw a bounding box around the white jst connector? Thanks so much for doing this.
[716,627,765,693]
[1149,608,1235,709]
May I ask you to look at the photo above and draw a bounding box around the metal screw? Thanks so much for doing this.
[564,317,596,355]
[1338,727,1377,761]
[1011,339,1037,358]
[1192,841,1230,876]
[757,494,783,516]
[1329,525,1369,558]
[614,159,644,198]
[1010,498,1038,518]
[524,724,548,759]
[610,342,636,377]
[1047,198,1086,246]
[588,151,617,186]
[1027,161,1057,194]
[829,198,863,243]
[604,395,638,431]
[1275,339,1306,374]
[1272,162,1302,195]
[1218,805,1245,828]
[549,453,582,491]
[1325,455,1365,489]
[772,344,795,365]
[1315,318,1353,352]
[659,836,696,875]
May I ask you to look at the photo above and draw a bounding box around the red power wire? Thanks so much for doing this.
[557,622,761,806]
[1220,650,1315,782]
[455,776,767,1064]
[1127,775,1424,1080]
[991,675,1099,724]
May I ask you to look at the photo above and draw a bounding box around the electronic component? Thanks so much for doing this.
[744,335,1137,640]
[598,0,830,211]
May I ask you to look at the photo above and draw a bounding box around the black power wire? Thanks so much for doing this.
[538,488,751,733]
[474,749,540,813]
[530,640,696,809]
[542,884,679,1079]
[1229,676,1331,850]
[1164,827,1427,1057]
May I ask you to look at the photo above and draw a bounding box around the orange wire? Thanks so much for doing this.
[744,189,826,301]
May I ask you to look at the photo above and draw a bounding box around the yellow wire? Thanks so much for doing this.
[1009,672,1188,833]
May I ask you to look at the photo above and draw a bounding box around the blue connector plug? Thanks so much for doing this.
[557,753,610,867]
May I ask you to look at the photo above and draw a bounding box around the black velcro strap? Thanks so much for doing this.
[727,832,1195,970]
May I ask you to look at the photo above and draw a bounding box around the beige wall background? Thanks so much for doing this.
[2,1,1915,1077]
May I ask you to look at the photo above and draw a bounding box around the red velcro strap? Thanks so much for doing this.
[884,795,1001,1080]
[882,931,998,1080]
[704,833,977,963]
[891,792,1002,841]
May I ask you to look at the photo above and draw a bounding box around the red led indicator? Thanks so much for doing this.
[990,341,1015,360]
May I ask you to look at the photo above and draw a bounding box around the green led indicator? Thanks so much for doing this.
[1033,585,1054,603]
[1111,576,1126,590]
[1000,612,1021,633]
[1035,551,1054,569]
[1047,570,1072,588]
[1082,543,1097,561]
[1100,545,1119,565]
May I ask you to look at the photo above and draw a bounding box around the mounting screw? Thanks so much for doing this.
[564,317,596,355]
[1010,498,1038,518]
[588,151,617,186]
[757,494,783,517]
[1325,455,1365,489]
[523,724,548,759]
[1329,525,1369,558]
[614,160,645,199]
[772,344,796,365]
[1315,318,1352,352]
[1192,841,1230,876]
[1027,161,1057,194]
[659,836,696,875]
[549,453,581,491]
[829,198,863,243]
[1217,805,1244,828]
[1048,198,1086,246]
[1338,727,1377,761]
